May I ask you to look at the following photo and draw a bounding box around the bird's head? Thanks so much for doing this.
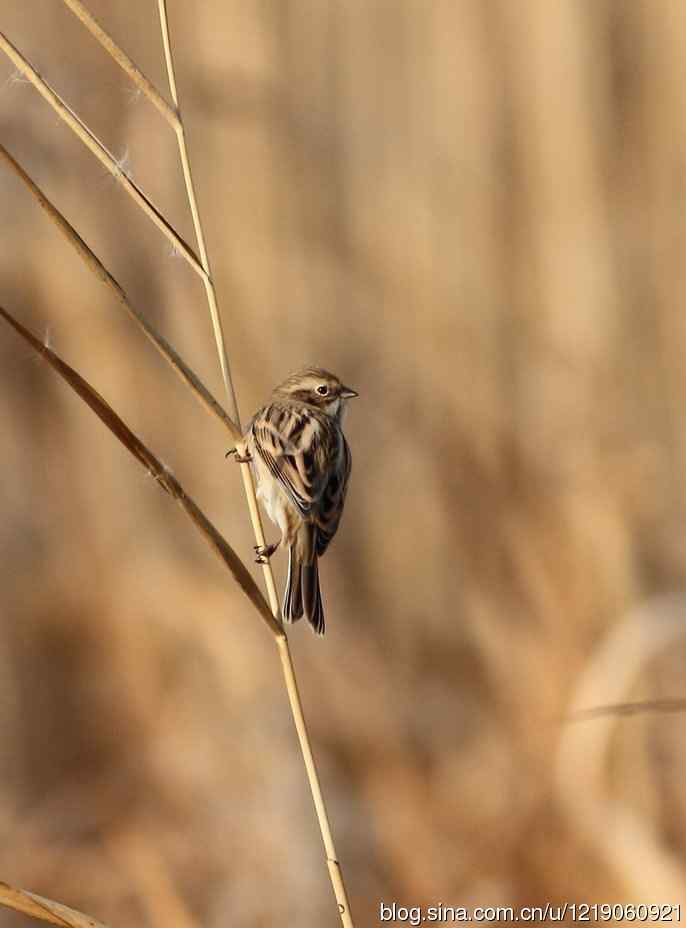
[274,367,358,418]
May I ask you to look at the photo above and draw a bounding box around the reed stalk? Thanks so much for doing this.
[154,2,354,920]
[0,879,109,928]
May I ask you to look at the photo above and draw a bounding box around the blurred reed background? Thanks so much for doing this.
[2,0,686,925]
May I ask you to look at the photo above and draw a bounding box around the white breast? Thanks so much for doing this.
[254,454,292,536]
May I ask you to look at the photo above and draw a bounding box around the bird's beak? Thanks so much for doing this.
[341,386,358,399]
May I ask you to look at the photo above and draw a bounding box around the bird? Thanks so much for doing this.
[239,367,357,635]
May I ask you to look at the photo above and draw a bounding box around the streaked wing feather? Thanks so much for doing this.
[315,435,351,556]
[251,405,331,517]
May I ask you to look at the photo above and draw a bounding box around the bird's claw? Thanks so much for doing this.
[225,448,252,463]
[254,543,278,563]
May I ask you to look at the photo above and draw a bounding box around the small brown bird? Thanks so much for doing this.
[243,367,357,635]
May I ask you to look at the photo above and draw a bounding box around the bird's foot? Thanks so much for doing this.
[225,448,253,464]
[254,542,278,564]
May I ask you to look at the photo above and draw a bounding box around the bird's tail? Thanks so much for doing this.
[283,527,325,635]
[283,545,304,624]
[301,558,324,635]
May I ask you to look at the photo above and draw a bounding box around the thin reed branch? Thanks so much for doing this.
[155,1,238,427]
[60,0,180,131]
[155,4,355,924]
[0,30,204,279]
[0,142,240,440]
[0,880,109,928]
[0,303,281,638]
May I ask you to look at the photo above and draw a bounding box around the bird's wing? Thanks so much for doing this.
[315,434,351,557]
[250,404,331,518]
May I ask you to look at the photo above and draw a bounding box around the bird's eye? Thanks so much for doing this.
[316,384,329,396]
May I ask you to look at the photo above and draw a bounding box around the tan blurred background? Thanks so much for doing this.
[2,0,686,925]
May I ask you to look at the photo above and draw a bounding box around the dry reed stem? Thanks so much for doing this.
[0,30,204,280]
[0,880,109,928]
[155,3,355,923]
[0,142,241,440]
[155,0,239,429]
[0,302,281,638]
